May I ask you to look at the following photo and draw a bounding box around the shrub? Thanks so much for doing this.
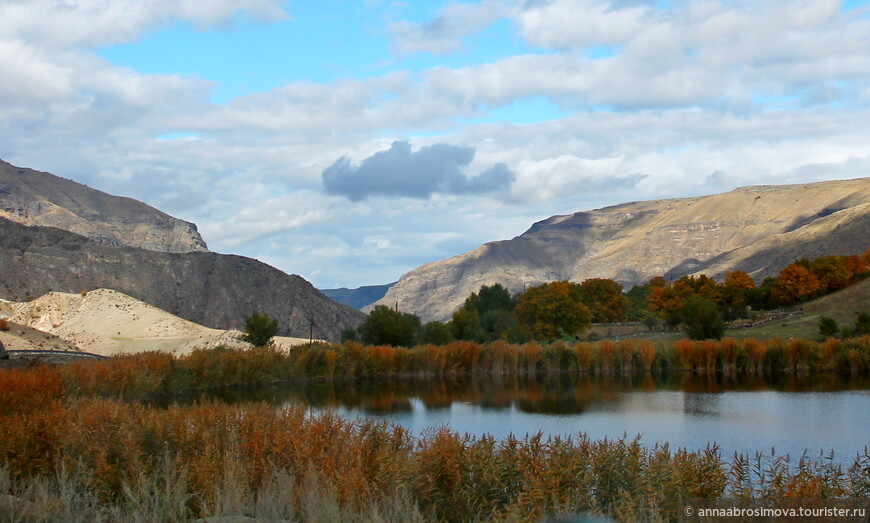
[680,296,725,340]
[241,311,279,347]
[818,316,839,338]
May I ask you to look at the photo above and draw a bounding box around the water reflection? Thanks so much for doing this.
[163,373,870,414]
[160,373,870,463]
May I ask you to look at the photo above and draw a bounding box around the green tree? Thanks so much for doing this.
[818,316,839,338]
[461,283,514,316]
[575,278,629,323]
[680,296,725,340]
[420,321,453,345]
[359,305,420,347]
[515,281,592,341]
[242,310,279,347]
[340,327,359,343]
[449,306,486,342]
[856,312,870,335]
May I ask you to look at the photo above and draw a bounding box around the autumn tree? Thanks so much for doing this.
[515,281,592,341]
[771,264,821,306]
[841,255,869,281]
[646,277,683,329]
[718,270,755,320]
[575,278,629,323]
[809,255,852,292]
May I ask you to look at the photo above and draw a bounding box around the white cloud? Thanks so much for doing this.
[2,0,870,289]
[0,0,290,48]
[389,1,509,54]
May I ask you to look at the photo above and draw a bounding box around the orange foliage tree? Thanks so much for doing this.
[515,281,592,341]
[809,255,852,292]
[771,264,821,305]
[575,278,629,323]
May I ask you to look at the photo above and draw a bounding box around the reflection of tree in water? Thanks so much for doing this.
[153,373,870,415]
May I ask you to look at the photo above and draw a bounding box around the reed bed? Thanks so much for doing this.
[34,335,870,399]
[1,392,868,522]
[3,337,870,520]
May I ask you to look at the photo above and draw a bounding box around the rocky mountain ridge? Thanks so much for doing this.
[0,218,364,341]
[371,178,870,322]
[0,160,207,253]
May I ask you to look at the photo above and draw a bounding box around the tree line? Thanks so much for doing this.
[336,248,870,346]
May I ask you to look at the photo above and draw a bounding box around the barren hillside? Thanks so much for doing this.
[371,178,870,322]
[9,289,312,356]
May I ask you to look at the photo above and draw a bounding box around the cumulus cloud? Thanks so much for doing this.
[389,1,509,54]
[0,0,290,48]
[322,140,515,201]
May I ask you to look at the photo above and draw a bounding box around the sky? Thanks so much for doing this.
[2,0,870,289]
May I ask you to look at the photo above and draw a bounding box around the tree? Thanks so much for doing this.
[771,264,822,306]
[451,283,516,341]
[575,278,629,323]
[449,306,486,342]
[242,310,279,347]
[420,321,453,345]
[818,316,839,338]
[515,281,592,341]
[470,283,514,314]
[340,327,359,343]
[723,270,756,290]
[856,312,870,335]
[809,255,852,292]
[680,296,725,340]
[359,305,420,347]
[842,255,869,282]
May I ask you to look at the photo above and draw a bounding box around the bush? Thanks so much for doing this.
[856,312,870,335]
[680,296,725,340]
[241,310,279,347]
[818,316,839,338]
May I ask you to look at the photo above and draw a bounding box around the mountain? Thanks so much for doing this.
[320,283,396,310]
[371,178,870,322]
[0,159,207,253]
[0,159,364,341]
[0,218,364,341]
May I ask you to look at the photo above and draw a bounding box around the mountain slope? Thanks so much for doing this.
[371,178,870,322]
[320,283,396,310]
[0,218,364,341]
[0,159,207,253]
[7,289,314,356]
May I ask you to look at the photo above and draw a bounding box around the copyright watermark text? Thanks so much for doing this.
[679,499,869,521]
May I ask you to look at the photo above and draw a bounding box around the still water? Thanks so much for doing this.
[205,374,870,463]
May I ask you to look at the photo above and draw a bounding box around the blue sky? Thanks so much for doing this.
[2,0,870,289]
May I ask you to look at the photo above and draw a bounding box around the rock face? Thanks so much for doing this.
[0,218,364,341]
[371,178,870,322]
[0,160,207,253]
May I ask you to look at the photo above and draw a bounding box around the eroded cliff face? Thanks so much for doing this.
[371,178,870,322]
[0,160,207,253]
[0,219,364,341]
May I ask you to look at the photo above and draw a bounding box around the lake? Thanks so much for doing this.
[197,373,870,464]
